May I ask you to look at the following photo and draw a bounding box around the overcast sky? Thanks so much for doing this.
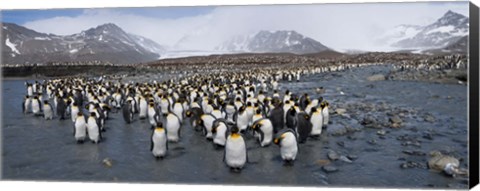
[2,1,469,52]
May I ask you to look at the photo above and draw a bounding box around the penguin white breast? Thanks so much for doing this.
[152,130,167,156]
[166,114,181,141]
[213,124,228,146]
[280,133,298,160]
[310,112,323,135]
[87,117,100,140]
[225,136,247,167]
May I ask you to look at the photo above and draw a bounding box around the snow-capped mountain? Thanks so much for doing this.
[129,33,166,55]
[375,24,423,46]
[2,23,164,65]
[215,30,331,54]
[391,10,468,49]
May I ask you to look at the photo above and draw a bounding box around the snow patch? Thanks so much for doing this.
[3,26,7,30]
[34,37,51,40]
[6,38,21,54]
[69,49,78,54]
[426,25,455,35]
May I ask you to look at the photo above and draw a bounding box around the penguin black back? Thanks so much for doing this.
[296,112,312,144]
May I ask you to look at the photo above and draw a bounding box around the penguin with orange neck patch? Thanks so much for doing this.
[224,126,248,172]
[274,129,298,166]
[151,122,168,159]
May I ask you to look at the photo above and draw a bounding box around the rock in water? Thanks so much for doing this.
[367,74,386,81]
[102,158,113,168]
[339,155,353,163]
[322,165,338,173]
[427,151,459,172]
[328,150,340,161]
[335,108,347,115]
[389,116,402,124]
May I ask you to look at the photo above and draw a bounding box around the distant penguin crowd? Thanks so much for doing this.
[22,68,332,172]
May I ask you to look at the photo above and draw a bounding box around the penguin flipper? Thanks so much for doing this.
[259,130,265,144]
[22,102,25,114]
[73,125,76,136]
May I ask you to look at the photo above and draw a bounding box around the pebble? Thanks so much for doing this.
[389,116,403,124]
[335,108,347,115]
[328,150,340,161]
[322,165,339,173]
[367,139,377,145]
[347,154,358,160]
[339,156,353,163]
[424,115,436,123]
[102,158,113,168]
[367,74,386,81]
[377,130,387,136]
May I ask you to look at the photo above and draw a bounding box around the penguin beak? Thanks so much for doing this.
[274,138,279,144]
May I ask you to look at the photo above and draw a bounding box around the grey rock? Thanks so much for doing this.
[347,154,358,160]
[367,74,386,81]
[389,116,403,124]
[328,150,340,161]
[377,130,387,136]
[424,115,436,123]
[339,155,353,163]
[335,108,347,115]
[322,165,338,173]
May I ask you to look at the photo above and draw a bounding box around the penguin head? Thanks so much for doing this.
[274,133,287,145]
[252,122,262,130]
[33,96,38,100]
[154,122,164,132]
[246,102,252,107]
[77,112,83,116]
[230,127,241,138]
[43,100,49,104]
[288,107,297,116]
[90,112,96,117]
[255,109,262,115]
[239,106,246,112]
[310,107,318,113]
[303,113,311,120]
[186,110,192,117]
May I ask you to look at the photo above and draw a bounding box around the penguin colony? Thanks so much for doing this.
[21,69,331,172]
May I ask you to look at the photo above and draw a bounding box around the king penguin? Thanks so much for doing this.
[252,118,274,147]
[224,126,248,172]
[87,112,102,144]
[31,96,43,116]
[274,129,298,165]
[268,99,284,133]
[212,119,231,148]
[43,100,54,120]
[235,105,249,133]
[22,95,31,114]
[148,102,161,127]
[74,112,87,143]
[309,107,324,137]
[321,101,330,126]
[296,112,313,144]
[197,113,217,140]
[165,112,182,142]
[123,100,134,124]
[151,122,168,159]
